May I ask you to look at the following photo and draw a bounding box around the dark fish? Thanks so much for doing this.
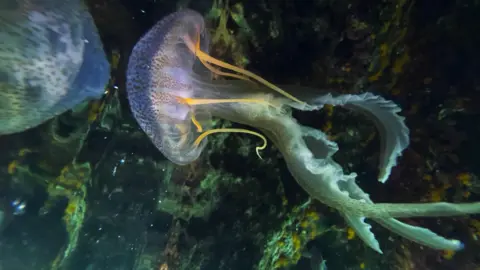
[0,0,110,134]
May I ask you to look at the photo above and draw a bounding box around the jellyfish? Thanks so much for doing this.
[126,9,480,253]
[0,0,110,135]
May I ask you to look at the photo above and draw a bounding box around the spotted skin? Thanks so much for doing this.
[0,0,110,134]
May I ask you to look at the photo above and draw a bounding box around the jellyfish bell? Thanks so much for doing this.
[127,10,292,164]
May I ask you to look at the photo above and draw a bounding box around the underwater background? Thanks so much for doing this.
[0,0,480,269]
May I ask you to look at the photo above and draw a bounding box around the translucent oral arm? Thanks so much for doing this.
[177,96,281,132]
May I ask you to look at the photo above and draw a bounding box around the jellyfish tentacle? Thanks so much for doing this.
[200,56,254,82]
[191,32,253,82]
[177,96,278,108]
[179,96,275,156]
[177,95,279,132]
[183,35,306,105]
[188,112,203,132]
[193,127,267,159]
